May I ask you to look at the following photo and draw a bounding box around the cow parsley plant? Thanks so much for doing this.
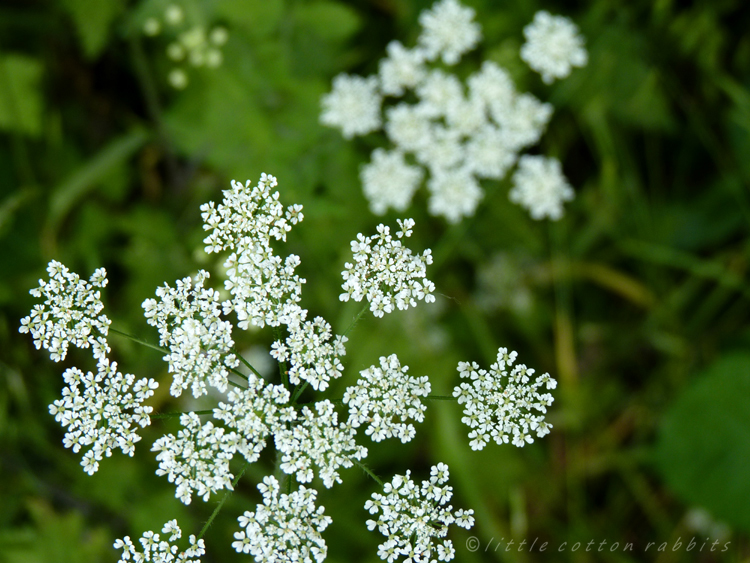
[320,0,587,223]
[21,173,556,562]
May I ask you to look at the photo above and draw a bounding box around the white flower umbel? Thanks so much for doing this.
[417,0,481,65]
[233,476,332,563]
[340,219,435,318]
[20,260,110,362]
[320,74,382,139]
[275,400,368,488]
[365,463,474,562]
[201,173,305,330]
[509,155,575,220]
[344,354,431,443]
[143,270,238,398]
[114,519,205,563]
[426,167,483,225]
[152,412,242,504]
[520,10,588,84]
[321,0,583,223]
[453,347,557,449]
[49,357,158,475]
[273,311,347,392]
[361,148,424,215]
[213,373,296,463]
[379,41,427,96]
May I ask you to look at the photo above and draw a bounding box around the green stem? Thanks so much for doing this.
[342,302,370,339]
[234,349,264,379]
[197,460,251,540]
[109,327,166,354]
[353,459,384,487]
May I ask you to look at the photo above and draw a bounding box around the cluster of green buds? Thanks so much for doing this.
[142,3,228,89]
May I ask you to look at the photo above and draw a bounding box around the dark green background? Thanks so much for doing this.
[2,0,750,561]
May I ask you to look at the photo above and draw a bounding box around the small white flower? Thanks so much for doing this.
[379,41,427,96]
[509,155,574,220]
[275,400,367,488]
[418,0,481,65]
[340,220,435,316]
[19,261,111,363]
[344,354,431,443]
[114,520,205,563]
[234,477,332,562]
[453,347,557,450]
[366,464,474,562]
[320,74,382,138]
[361,148,424,215]
[520,11,588,84]
[426,167,483,224]
[49,357,158,474]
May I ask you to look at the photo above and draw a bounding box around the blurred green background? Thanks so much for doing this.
[2,0,750,561]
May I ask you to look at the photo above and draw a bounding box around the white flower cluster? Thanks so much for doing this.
[275,400,368,488]
[340,219,435,318]
[114,519,205,563]
[50,358,158,475]
[320,0,583,222]
[153,373,295,505]
[143,270,238,398]
[142,3,229,90]
[365,463,474,562]
[520,10,588,84]
[509,155,575,221]
[233,476,332,563]
[344,354,431,443]
[201,174,347,392]
[21,262,159,474]
[320,75,381,139]
[20,260,110,362]
[453,348,557,449]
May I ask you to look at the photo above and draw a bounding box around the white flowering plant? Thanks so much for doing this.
[20,173,557,563]
[320,0,587,223]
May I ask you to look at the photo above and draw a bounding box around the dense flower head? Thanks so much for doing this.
[271,310,347,392]
[114,519,205,563]
[200,173,305,330]
[509,155,575,220]
[340,219,435,317]
[520,10,588,84]
[19,260,111,362]
[365,463,474,562]
[417,0,481,65]
[320,74,382,139]
[275,400,368,488]
[49,357,158,475]
[320,0,581,223]
[233,476,332,563]
[453,347,557,449]
[344,354,431,443]
[361,148,424,215]
[143,270,238,398]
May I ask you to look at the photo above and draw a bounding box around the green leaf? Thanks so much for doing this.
[654,352,750,532]
[47,127,150,232]
[59,0,125,59]
[214,0,285,38]
[293,0,362,42]
[0,54,44,137]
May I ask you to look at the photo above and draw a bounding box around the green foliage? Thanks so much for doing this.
[0,54,44,137]
[655,353,750,533]
[2,0,750,561]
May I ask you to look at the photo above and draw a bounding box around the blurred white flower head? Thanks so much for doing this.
[321,0,583,222]
[521,10,588,84]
